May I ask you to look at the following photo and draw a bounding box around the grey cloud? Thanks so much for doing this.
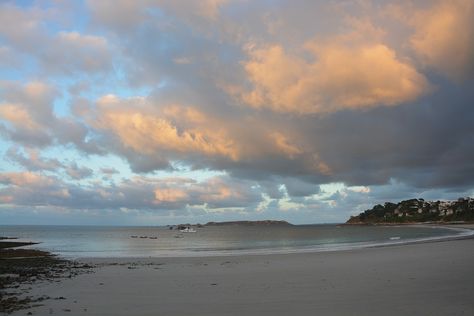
[0,172,263,213]
[71,0,474,193]
[282,178,320,197]
[101,167,119,175]
[309,80,474,189]
[0,81,103,153]
[5,146,95,180]
[5,147,62,171]
[64,162,94,180]
[86,0,151,32]
[0,124,52,147]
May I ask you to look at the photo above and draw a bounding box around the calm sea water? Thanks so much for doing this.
[1,224,471,258]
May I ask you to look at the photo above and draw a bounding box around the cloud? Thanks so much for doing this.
[83,93,337,180]
[101,167,119,175]
[92,95,239,161]
[0,46,19,68]
[0,1,473,224]
[157,0,230,21]
[0,172,262,213]
[241,40,429,114]
[152,175,261,209]
[5,146,94,180]
[0,3,48,50]
[0,103,42,131]
[0,81,56,146]
[0,2,111,75]
[268,132,302,159]
[86,0,230,34]
[86,0,151,31]
[0,81,101,152]
[45,31,111,75]
[410,0,474,81]
[5,147,62,171]
[64,162,94,180]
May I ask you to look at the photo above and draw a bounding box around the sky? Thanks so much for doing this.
[0,0,473,225]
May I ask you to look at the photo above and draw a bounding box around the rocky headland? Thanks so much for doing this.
[347,197,474,224]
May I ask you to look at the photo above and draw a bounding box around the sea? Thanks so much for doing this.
[1,224,472,259]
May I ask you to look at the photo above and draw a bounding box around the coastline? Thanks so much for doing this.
[55,223,474,259]
[6,227,474,316]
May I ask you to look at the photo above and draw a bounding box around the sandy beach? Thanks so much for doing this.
[8,234,474,316]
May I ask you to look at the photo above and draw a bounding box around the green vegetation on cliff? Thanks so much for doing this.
[347,197,474,224]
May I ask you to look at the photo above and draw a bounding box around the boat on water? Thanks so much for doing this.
[179,227,197,233]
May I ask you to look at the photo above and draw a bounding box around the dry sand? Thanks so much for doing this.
[11,236,474,316]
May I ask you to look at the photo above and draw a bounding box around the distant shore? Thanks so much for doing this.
[6,225,474,316]
[205,220,292,226]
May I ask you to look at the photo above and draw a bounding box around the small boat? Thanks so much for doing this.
[179,227,196,233]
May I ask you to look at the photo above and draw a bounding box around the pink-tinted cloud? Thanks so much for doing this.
[410,0,474,81]
[92,95,239,160]
[0,172,53,187]
[241,40,429,114]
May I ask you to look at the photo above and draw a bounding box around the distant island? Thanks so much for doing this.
[347,197,474,224]
[205,220,293,226]
[169,220,293,230]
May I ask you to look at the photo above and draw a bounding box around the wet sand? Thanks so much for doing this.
[0,242,93,314]
[10,235,474,316]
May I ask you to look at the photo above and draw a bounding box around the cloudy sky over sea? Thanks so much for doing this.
[0,0,473,225]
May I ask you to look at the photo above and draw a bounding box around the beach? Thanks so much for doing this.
[9,234,474,316]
